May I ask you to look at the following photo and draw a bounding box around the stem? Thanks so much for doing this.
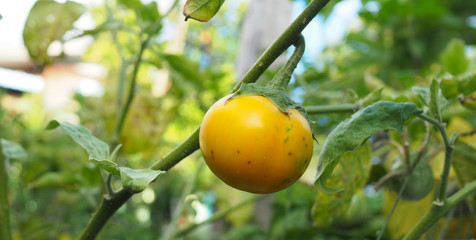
[113,40,147,139]
[413,121,431,170]
[417,114,454,205]
[377,177,409,240]
[0,145,12,240]
[172,195,264,238]
[105,173,114,197]
[79,0,330,238]
[150,128,200,171]
[402,113,459,240]
[113,0,179,140]
[436,207,455,240]
[113,41,128,145]
[374,170,407,190]
[401,133,411,171]
[106,0,128,146]
[232,0,331,92]
[403,179,476,240]
[265,34,305,91]
[304,103,358,114]
[79,190,133,240]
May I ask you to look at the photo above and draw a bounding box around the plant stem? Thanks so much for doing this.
[113,0,179,140]
[79,189,133,240]
[80,0,330,238]
[150,127,200,171]
[402,113,459,240]
[417,114,454,205]
[266,34,305,91]
[172,195,264,238]
[403,179,476,240]
[113,39,147,140]
[374,170,407,190]
[436,207,455,240]
[232,0,331,92]
[304,103,357,114]
[377,177,409,240]
[0,145,12,240]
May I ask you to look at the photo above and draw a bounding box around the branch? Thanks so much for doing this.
[79,190,133,240]
[417,113,454,205]
[266,34,305,91]
[232,0,331,91]
[401,113,458,240]
[79,0,332,238]
[403,179,476,240]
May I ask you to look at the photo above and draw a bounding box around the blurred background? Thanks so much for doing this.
[1,0,476,239]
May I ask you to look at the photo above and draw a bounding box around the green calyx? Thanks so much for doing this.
[229,34,317,138]
[230,83,317,139]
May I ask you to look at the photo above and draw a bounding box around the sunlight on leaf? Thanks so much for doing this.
[183,0,225,22]
[440,38,468,75]
[46,121,120,175]
[120,167,165,193]
[23,0,85,66]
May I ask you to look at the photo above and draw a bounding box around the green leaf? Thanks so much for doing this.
[412,80,447,120]
[23,0,86,66]
[314,101,422,193]
[163,54,205,83]
[360,87,384,107]
[452,141,476,187]
[94,160,120,176]
[429,79,447,121]
[412,86,430,107]
[29,172,81,189]
[0,139,27,159]
[312,143,372,227]
[118,0,143,10]
[118,0,160,24]
[80,19,123,37]
[46,121,120,175]
[183,0,225,22]
[440,38,468,75]
[119,167,165,193]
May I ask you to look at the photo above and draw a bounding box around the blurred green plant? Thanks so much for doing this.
[1,0,475,239]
